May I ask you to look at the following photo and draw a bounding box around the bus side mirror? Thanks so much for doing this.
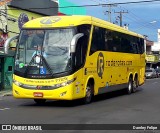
[4,35,19,54]
[70,33,84,53]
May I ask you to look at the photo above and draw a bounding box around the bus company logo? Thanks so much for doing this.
[36,86,42,90]
[97,52,104,79]
[40,17,61,24]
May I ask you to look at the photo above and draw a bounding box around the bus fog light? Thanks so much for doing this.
[15,90,19,95]
[60,91,67,97]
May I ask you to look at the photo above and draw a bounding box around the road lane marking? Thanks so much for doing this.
[152,82,158,84]
[0,108,10,111]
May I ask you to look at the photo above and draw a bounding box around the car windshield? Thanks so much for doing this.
[14,28,76,77]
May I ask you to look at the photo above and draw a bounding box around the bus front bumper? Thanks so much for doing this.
[13,84,74,100]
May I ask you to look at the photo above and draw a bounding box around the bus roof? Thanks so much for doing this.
[23,15,144,38]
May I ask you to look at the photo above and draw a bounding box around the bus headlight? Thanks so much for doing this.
[13,80,37,89]
[51,77,76,88]
[13,80,23,86]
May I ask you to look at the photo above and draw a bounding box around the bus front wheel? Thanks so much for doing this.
[83,82,94,104]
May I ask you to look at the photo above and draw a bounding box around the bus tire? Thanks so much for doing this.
[34,99,46,105]
[132,76,138,93]
[83,82,94,104]
[126,77,133,94]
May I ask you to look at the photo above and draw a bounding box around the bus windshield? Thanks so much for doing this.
[15,28,75,77]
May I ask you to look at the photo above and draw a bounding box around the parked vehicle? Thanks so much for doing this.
[145,68,158,79]
[155,68,160,78]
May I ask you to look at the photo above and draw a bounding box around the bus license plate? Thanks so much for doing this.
[33,92,43,97]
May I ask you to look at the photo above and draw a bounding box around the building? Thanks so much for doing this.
[0,0,11,48]
[152,29,160,54]
[0,0,59,47]
[146,29,160,69]
[59,0,86,15]
[0,0,86,48]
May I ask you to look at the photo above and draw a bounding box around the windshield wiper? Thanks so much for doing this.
[41,56,53,75]
[24,55,53,76]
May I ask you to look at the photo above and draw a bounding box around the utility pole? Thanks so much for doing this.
[91,0,116,22]
[103,1,117,22]
[114,10,128,27]
[105,3,117,22]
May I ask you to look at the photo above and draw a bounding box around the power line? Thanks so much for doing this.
[108,0,160,5]
[115,5,158,29]
[105,3,117,22]
[114,10,128,26]
[107,0,159,41]
[90,0,117,22]
[110,1,159,29]
[0,0,159,10]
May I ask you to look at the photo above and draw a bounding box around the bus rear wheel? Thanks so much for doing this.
[34,99,46,105]
[83,82,94,104]
[132,76,138,93]
[126,77,133,94]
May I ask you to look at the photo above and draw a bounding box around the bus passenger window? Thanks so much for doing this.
[90,26,105,55]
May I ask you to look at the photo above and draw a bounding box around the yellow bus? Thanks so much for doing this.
[5,15,145,104]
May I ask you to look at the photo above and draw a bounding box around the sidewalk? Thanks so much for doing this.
[0,90,12,97]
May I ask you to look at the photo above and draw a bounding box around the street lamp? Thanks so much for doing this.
[149,21,157,24]
[133,20,157,32]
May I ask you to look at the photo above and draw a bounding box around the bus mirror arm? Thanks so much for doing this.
[70,33,84,53]
[4,35,19,54]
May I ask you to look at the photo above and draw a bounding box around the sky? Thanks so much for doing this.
[67,0,160,42]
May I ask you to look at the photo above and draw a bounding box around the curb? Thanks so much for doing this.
[0,90,12,97]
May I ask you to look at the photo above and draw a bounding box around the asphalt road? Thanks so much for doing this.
[0,78,160,133]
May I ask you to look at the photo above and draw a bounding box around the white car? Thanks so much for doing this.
[145,68,158,79]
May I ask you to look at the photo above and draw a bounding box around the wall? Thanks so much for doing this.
[7,0,58,47]
[152,42,160,52]
[8,0,58,15]
[7,7,43,47]
[59,0,86,15]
